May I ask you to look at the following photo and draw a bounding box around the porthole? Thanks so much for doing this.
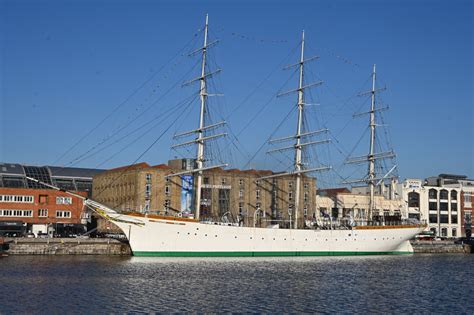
[250,237,253,240]
[215,235,217,237]
[235,236,237,239]
[205,234,207,237]
[194,233,197,236]
[262,238,264,240]
[273,238,275,240]
[305,239,307,241]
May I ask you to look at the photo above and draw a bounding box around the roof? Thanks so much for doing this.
[317,188,351,197]
[108,162,151,172]
[48,166,105,179]
[0,163,25,176]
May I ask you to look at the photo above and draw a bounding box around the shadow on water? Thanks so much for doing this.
[1,255,473,313]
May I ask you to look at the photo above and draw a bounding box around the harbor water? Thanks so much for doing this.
[1,255,473,313]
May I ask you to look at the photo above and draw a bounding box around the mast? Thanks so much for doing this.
[294,31,305,229]
[344,65,396,222]
[263,31,330,229]
[195,14,209,220]
[368,64,376,220]
[169,14,227,220]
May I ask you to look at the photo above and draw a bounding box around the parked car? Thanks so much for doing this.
[25,232,35,238]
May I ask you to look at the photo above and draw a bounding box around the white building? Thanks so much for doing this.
[401,176,461,238]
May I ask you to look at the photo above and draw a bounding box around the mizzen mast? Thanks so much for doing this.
[345,64,396,220]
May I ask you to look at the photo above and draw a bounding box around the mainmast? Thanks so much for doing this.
[263,31,330,229]
[368,64,376,219]
[169,14,227,220]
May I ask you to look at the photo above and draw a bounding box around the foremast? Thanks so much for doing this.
[195,14,210,220]
[264,31,330,229]
[170,14,227,220]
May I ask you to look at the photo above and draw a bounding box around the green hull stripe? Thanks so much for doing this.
[133,251,413,257]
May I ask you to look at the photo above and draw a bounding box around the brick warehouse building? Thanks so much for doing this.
[0,163,104,236]
[92,159,317,228]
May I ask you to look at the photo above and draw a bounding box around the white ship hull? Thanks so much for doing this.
[110,214,425,256]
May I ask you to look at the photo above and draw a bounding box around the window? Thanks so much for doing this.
[145,184,151,195]
[164,200,170,212]
[255,180,260,186]
[304,183,309,189]
[429,214,437,224]
[256,202,261,210]
[304,191,308,202]
[56,197,72,205]
[440,189,448,200]
[332,208,339,219]
[56,211,71,218]
[238,202,244,215]
[146,173,152,181]
[320,207,328,217]
[451,215,458,224]
[0,209,32,217]
[289,191,293,201]
[165,185,170,196]
[239,179,244,187]
[441,228,447,237]
[440,214,448,223]
[429,189,437,199]
[303,206,308,217]
[450,190,457,201]
[165,177,170,183]
[440,202,448,211]
[384,210,390,217]
[464,194,472,203]
[452,228,457,237]
[289,181,294,189]
[451,203,458,211]
[38,209,48,217]
[256,189,261,200]
[429,202,437,210]
[408,192,420,207]
[239,190,244,199]
[0,195,34,203]
[221,178,227,185]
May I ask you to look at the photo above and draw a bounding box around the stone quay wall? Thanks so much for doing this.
[4,238,131,255]
[411,240,472,254]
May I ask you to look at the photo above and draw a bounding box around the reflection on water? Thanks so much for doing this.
[1,255,473,313]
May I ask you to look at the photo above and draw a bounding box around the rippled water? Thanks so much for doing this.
[1,255,473,313]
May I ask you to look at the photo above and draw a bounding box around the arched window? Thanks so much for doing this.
[429,189,438,199]
[451,190,457,201]
[440,189,448,200]
[408,192,420,207]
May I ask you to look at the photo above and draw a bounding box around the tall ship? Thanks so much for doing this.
[30,15,425,256]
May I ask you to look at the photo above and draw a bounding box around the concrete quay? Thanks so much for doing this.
[411,240,472,254]
[3,238,132,256]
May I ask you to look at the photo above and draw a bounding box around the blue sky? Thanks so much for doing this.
[1,0,472,185]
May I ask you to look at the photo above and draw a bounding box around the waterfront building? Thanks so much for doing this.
[401,174,464,238]
[316,185,405,223]
[92,159,317,228]
[0,163,104,236]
